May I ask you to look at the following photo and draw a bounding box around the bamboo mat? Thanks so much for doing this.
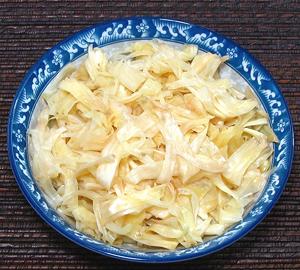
[0,1,299,269]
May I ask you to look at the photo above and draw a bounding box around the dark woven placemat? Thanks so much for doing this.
[0,1,299,269]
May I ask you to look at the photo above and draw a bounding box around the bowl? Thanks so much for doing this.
[8,17,294,263]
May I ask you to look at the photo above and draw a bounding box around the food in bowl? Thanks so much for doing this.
[28,40,277,250]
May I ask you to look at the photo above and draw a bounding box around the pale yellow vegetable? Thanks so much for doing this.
[59,78,107,112]
[85,46,108,81]
[126,161,163,184]
[110,62,145,92]
[29,40,276,250]
[96,135,122,189]
[223,137,268,186]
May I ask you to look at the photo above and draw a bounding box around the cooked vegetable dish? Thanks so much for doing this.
[29,41,277,249]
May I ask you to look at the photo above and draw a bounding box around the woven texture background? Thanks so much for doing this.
[0,0,299,269]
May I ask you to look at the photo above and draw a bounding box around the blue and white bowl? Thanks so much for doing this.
[8,17,294,263]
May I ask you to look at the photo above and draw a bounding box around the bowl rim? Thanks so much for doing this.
[7,16,294,263]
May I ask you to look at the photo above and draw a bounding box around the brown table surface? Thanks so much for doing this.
[0,0,299,269]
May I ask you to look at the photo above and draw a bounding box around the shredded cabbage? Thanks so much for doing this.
[29,40,277,250]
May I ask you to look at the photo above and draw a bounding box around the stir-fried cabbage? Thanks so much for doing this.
[29,40,277,250]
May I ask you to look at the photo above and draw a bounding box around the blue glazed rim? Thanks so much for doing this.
[7,17,294,263]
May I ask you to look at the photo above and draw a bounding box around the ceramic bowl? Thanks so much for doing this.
[8,17,294,263]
